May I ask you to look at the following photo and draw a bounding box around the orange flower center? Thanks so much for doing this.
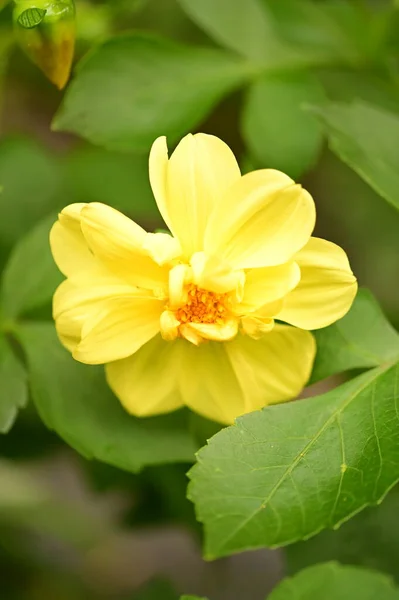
[176,285,229,325]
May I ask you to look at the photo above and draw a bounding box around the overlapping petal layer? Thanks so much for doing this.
[278,237,358,329]
[149,134,241,258]
[204,169,316,269]
[106,326,315,425]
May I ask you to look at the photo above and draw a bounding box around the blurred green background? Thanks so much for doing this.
[1,0,399,598]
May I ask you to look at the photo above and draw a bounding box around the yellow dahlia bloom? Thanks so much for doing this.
[50,134,357,424]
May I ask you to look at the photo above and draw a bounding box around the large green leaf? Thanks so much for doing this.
[16,322,197,472]
[0,137,62,250]
[0,215,62,319]
[286,487,399,582]
[188,362,399,559]
[65,146,161,224]
[311,100,399,211]
[310,289,399,384]
[176,0,289,65]
[0,335,27,433]
[53,33,250,152]
[177,0,370,67]
[269,563,399,600]
[241,72,325,178]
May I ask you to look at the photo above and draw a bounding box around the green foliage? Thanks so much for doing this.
[269,562,399,600]
[310,289,399,384]
[312,101,399,211]
[16,322,197,472]
[188,361,399,559]
[181,596,207,600]
[65,146,160,222]
[241,71,325,177]
[286,487,399,582]
[0,336,27,433]
[0,137,62,251]
[0,214,62,319]
[53,33,251,152]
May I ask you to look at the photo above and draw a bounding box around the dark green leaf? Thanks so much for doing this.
[17,8,46,29]
[16,323,197,472]
[0,137,62,250]
[0,215,63,319]
[241,72,325,178]
[66,146,160,223]
[53,33,250,152]
[286,487,399,582]
[176,0,287,65]
[188,363,399,559]
[178,0,370,68]
[311,100,399,211]
[267,0,374,65]
[0,336,27,434]
[317,70,399,115]
[311,289,399,384]
[269,563,399,600]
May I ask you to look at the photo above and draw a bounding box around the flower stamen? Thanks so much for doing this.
[176,284,229,325]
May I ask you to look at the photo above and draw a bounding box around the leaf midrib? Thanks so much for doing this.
[212,362,396,555]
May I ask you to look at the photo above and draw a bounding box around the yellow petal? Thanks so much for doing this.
[205,170,315,269]
[180,342,246,424]
[191,252,245,296]
[185,319,238,342]
[50,203,96,276]
[80,203,169,291]
[54,275,156,355]
[160,310,180,341]
[278,237,358,329]
[238,261,301,314]
[143,232,182,265]
[149,134,241,258]
[73,296,163,364]
[226,325,316,412]
[240,315,275,338]
[106,335,185,417]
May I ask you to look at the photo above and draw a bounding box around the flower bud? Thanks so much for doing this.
[13,0,76,89]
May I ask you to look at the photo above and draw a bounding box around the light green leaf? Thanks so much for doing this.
[16,322,197,472]
[0,137,62,250]
[311,100,399,211]
[310,289,399,384]
[0,214,63,319]
[188,362,399,559]
[241,72,325,178]
[65,146,160,223]
[286,487,399,582]
[181,596,208,600]
[269,562,399,600]
[0,335,27,434]
[53,33,250,152]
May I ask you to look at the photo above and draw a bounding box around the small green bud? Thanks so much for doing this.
[13,0,76,89]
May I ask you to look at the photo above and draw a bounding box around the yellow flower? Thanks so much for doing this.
[50,134,357,425]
